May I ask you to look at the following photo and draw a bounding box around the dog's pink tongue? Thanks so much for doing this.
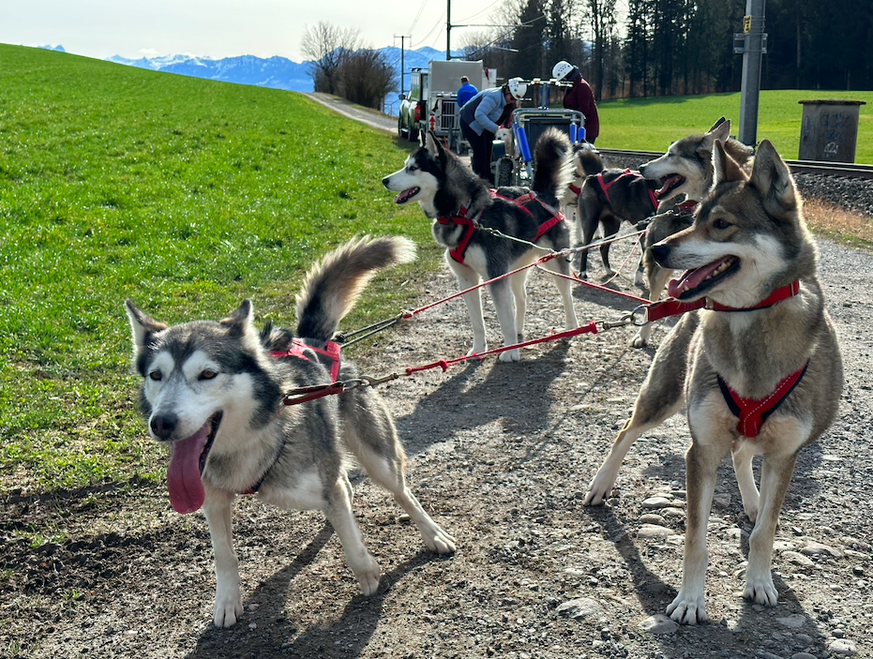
[167,424,209,514]
[667,258,729,298]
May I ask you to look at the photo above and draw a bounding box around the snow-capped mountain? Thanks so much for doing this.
[104,46,463,95]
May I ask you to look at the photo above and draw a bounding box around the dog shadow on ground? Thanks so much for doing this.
[394,341,571,457]
[185,522,447,659]
[586,503,829,657]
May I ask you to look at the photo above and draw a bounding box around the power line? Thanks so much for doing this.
[455,0,501,25]
[417,12,445,48]
[408,0,429,35]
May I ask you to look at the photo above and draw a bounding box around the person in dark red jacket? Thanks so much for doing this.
[552,60,600,144]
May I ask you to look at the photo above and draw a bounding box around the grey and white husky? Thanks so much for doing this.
[126,236,455,628]
[583,140,843,623]
[382,130,579,362]
[631,118,756,347]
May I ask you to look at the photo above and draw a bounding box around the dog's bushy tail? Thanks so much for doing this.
[532,128,574,199]
[296,236,416,341]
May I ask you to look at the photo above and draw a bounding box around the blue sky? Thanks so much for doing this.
[1,0,503,61]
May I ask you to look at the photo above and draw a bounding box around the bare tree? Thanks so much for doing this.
[337,49,395,110]
[301,22,362,94]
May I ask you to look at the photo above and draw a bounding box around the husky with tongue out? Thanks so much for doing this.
[582,140,843,624]
[126,236,456,628]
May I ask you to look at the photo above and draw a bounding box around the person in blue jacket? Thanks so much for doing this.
[457,76,478,108]
[459,77,527,182]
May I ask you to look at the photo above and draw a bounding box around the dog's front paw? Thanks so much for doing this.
[354,557,382,596]
[744,570,778,606]
[630,332,647,348]
[467,344,487,359]
[634,270,645,287]
[498,348,520,362]
[426,528,457,554]
[583,469,617,506]
[666,590,708,625]
[213,591,244,628]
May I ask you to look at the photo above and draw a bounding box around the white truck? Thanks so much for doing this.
[398,60,496,150]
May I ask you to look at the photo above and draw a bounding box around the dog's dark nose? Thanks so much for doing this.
[150,412,178,440]
[638,163,648,176]
[650,244,670,266]
[381,177,390,188]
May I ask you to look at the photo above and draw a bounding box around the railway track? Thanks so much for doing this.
[598,148,873,180]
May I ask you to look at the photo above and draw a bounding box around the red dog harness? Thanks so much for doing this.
[271,338,342,382]
[243,339,343,495]
[718,362,809,438]
[596,169,659,212]
[437,190,565,264]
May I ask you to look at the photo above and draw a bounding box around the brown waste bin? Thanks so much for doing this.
[798,99,866,163]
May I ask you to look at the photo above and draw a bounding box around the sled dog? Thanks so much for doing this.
[126,236,455,628]
[569,146,661,281]
[631,118,755,346]
[583,140,843,624]
[382,130,579,362]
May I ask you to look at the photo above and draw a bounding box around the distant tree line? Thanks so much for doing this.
[462,0,873,100]
[304,0,873,109]
[302,22,394,110]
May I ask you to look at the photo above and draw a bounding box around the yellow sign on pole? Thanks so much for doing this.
[743,15,752,33]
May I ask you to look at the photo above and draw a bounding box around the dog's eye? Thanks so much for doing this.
[149,371,162,381]
[408,165,418,172]
[713,218,731,230]
[199,369,218,381]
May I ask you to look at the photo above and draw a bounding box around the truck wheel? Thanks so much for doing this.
[397,117,404,139]
[496,157,514,187]
[408,126,420,143]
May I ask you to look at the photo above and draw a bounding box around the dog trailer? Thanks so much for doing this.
[398,60,497,150]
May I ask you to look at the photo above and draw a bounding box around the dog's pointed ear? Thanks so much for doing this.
[220,300,254,336]
[749,139,798,215]
[713,139,748,186]
[426,131,448,168]
[708,117,727,133]
[125,299,167,354]
[704,118,731,149]
[425,130,439,155]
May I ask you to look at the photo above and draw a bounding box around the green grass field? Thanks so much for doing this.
[0,44,435,492]
[598,90,873,164]
[1,43,871,496]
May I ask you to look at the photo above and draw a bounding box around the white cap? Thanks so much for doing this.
[506,77,527,100]
[552,61,574,81]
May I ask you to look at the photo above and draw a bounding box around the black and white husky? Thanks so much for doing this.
[382,130,579,362]
[126,236,455,628]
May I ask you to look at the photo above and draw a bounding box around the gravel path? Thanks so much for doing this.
[4,230,871,659]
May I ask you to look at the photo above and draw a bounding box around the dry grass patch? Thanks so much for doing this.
[804,197,873,246]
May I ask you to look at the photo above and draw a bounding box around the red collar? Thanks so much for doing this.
[568,183,581,196]
[646,280,801,323]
